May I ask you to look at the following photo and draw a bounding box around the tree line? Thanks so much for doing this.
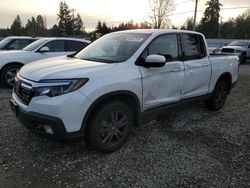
[0,0,250,40]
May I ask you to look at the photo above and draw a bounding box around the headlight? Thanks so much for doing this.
[235,49,243,53]
[34,78,89,97]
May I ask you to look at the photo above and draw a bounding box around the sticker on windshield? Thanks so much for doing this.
[126,37,144,42]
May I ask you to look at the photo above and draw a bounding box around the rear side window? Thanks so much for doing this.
[65,40,88,51]
[180,34,206,61]
[44,40,65,52]
[6,39,34,50]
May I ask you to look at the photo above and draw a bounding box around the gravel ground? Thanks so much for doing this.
[0,65,250,188]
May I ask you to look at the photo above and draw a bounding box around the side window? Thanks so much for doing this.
[248,43,250,48]
[7,39,31,50]
[180,34,206,61]
[65,41,88,52]
[44,40,65,52]
[147,34,179,61]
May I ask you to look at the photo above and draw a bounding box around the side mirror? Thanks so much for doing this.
[140,54,166,68]
[39,46,49,53]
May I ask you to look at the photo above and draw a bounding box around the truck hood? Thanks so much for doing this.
[19,57,117,82]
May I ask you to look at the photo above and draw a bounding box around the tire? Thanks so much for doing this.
[240,53,246,65]
[85,101,133,153]
[1,64,21,88]
[204,80,228,111]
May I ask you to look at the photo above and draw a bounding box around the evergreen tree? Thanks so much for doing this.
[198,0,222,38]
[181,17,194,30]
[57,1,73,36]
[74,13,84,35]
[25,17,36,36]
[10,15,22,35]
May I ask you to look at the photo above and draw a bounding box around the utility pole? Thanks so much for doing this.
[193,0,198,31]
[218,16,222,39]
[72,9,76,37]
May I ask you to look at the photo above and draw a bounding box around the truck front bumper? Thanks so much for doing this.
[10,98,84,139]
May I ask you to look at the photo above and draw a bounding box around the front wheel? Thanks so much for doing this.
[240,53,246,65]
[1,64,21,88]
[85,101,133,153]
[204,80,228,111]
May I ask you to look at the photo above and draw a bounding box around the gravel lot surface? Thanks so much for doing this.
[0,65,249,188]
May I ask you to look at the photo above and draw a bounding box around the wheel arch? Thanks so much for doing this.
[215,72,232,94]
[0,62,24,85]
[0,62,24,76]
[81,90,142,136]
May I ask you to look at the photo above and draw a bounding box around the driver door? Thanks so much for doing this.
[139,34,184,111]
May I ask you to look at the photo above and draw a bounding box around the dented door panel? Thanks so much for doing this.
[140,61,184,110]
[181,57,211,98]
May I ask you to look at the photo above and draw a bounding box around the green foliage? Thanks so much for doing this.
[57,1,73,36]
[74,13,85,35]
[57,1,85,36]
[181,17,194,31]
[197,0,222,38]
[10,15,23,35]
[89,21,152,40]
[25,15,48,36]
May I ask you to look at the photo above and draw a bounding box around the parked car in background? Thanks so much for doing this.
[221,40,250,64]
[208,47,221,54]
[10,29,239,153]
[0,36,39,50]
[0,37,90,87]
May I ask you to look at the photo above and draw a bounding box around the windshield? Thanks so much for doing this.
[228,41,248,47]
[23,38,48,51]
[75,33,150,63]
[0,38,12,49]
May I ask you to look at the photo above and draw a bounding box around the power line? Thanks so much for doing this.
[82,5,250,27]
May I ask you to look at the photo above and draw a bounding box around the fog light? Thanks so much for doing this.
[44,124,54,134]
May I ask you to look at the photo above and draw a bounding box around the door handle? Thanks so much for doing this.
[170,67,183,72]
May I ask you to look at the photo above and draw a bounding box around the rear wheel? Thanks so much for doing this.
[204,80,228,111]
[240,53,246,65]
[1,64,21,88]
[85,101,133,153]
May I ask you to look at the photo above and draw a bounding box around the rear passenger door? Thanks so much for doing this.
[180,33,211,99]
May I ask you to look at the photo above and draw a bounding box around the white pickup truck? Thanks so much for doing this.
[0,37,90,87]
[10,29,239,153]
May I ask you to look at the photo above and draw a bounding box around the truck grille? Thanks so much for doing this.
[14,77,35,105]
[221,48,235,53]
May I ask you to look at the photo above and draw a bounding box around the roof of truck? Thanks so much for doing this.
[116,29,202,35]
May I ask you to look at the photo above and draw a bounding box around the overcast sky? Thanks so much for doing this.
[0,0,250,31]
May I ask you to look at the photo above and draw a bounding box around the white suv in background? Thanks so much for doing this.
[0,38,90,87]
[221,40,250,64]
[0,36,39,50]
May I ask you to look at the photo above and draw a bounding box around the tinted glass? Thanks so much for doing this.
[147,34,179,61]
[181,34,206,60]
[65,40,88,51]
[7,39,34,50]
[44,40,65,52]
